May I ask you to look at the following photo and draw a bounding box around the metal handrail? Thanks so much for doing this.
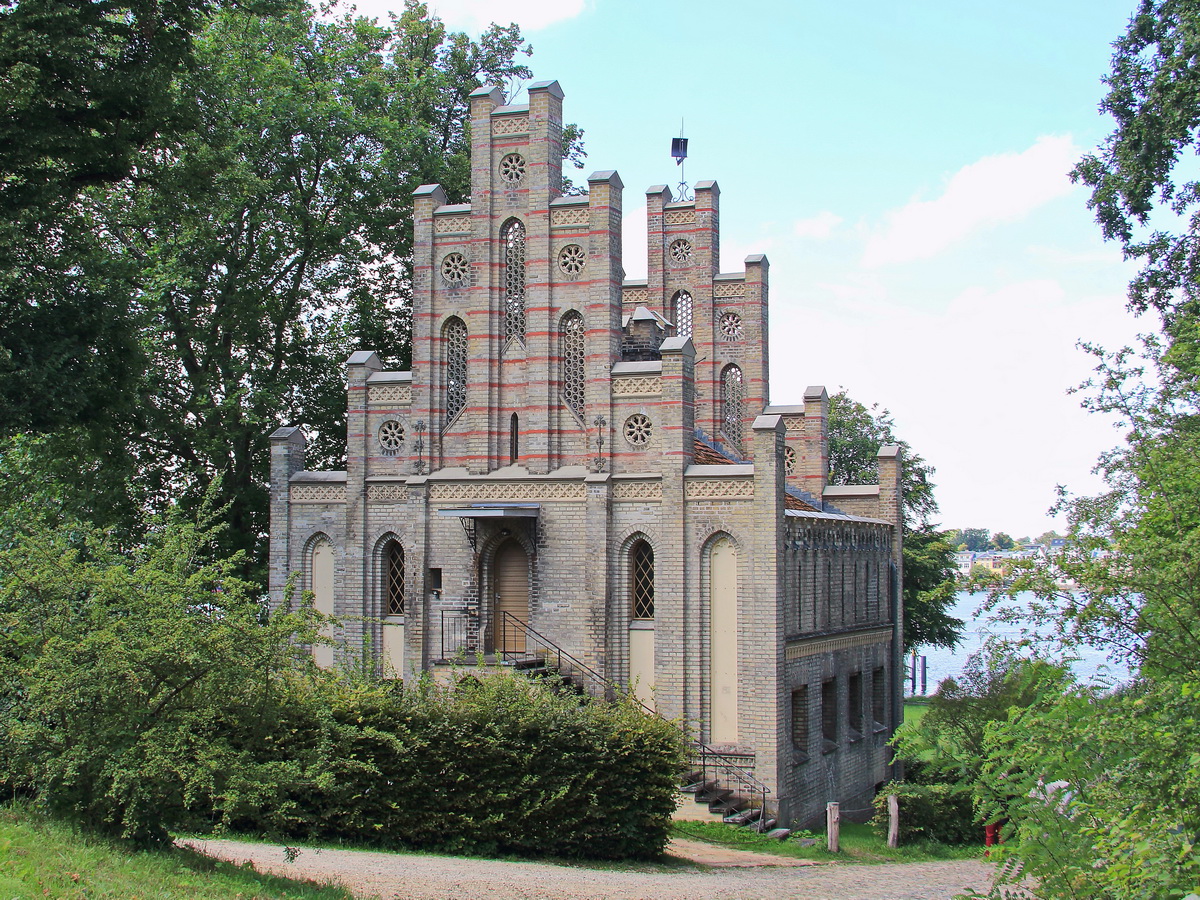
[496,611,772,818]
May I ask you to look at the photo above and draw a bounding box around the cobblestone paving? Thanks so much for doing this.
[185,837,994,900]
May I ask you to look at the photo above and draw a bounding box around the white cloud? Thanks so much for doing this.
[792,211,843,240]
[862,135,1081,268]
[767,270,1140,537]
[425,0,586,32]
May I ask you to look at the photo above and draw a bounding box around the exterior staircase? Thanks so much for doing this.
[441,610,775,831]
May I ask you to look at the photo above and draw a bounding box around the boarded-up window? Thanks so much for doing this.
[821,678,838,750]
[872,666,887,727]
[849,671,864,739]
[791,686,809,758]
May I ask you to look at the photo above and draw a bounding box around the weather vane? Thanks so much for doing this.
[671,121,691,202]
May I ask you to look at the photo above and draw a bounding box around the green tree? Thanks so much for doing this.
[826,390,963,650]
[0,0,256,444]
[967,4,1200,894]
[90,1,537,578]
[957,528,991,552]
[990,531,1015,550]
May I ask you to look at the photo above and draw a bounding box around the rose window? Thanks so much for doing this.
[719,312,743,341]
[378,420,405,455]
[624,414,652,446]
[668,239,693,264]
[558,244,586,276]
[440,252,469,284]
[499,153,526,184]
[784,446,797,475]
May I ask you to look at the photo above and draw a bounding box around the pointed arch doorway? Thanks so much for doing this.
[493,538,529,655]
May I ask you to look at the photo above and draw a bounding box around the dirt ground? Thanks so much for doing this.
[184,836,995,900]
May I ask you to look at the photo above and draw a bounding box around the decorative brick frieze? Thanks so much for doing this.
[291,484,346,503]
[429,481,586,502]
[611,480,663,501]
[369,384,412,405]
[612,375,661,397]
[492,115,529,135]
[785,626,892,660]
[433,215,471,234]
[685,478,754,499]
[550,206,589,227]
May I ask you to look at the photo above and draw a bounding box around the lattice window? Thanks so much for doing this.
[719,311,743,341]
[630,539,654,619]
[624,414,652,446]
[443,317,467,425]
[441,252,469,285]
[384,540,405,616]
[672,290,693,339]
[558,244,586,277]
[499,153,526,184]
[502,219,526,344]
[721,364,744,453]
[668,238,693,264]
[560,311,585,420]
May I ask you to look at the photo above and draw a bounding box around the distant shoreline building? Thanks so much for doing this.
[270,81,904,827]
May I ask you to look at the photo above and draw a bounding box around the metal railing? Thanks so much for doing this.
[496,611,772,824]
[439,610,476,660]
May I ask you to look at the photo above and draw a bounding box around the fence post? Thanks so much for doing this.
[826,801,840,853]
[887,794,899,848]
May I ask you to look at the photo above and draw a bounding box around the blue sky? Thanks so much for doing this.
[355,0,1146,538]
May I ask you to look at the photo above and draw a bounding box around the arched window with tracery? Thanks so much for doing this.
[384,539,405,616]
[672,290,693,339]
[443,317,467,425]
[630,539,655,620]
[502,219,526,344]
[722,364,744,453]
[560,311,585,420]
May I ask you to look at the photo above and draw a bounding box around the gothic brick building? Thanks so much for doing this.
[269,80,904,827]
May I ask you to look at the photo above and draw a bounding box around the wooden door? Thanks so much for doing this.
[494,539,529,654]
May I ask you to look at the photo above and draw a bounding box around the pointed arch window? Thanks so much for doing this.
[384,540,405,616]
[502,219,527,344]
[630,539,655,620]
[560,311,585,420]
[509,413,519,464]
[722,364,744,454]
[443,317,467,425]
[672,290,693,339]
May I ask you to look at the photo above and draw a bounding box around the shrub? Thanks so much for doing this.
[0,485,688,859]
[871,780,978,845]
[226,669,689,860]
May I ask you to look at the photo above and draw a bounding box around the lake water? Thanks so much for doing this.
[906,590,1133,696]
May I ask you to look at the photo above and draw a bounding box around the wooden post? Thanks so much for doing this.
[826,801,840,853]
[887,794,900,848]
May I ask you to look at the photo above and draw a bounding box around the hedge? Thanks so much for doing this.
[870,780,978,845]
[221,669,690,860]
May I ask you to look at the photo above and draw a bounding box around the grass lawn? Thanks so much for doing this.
[0,807,357,900]
[672,819,982,865]
[904,697,930,727]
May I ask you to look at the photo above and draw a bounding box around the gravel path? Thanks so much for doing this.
[185,837,994,900]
